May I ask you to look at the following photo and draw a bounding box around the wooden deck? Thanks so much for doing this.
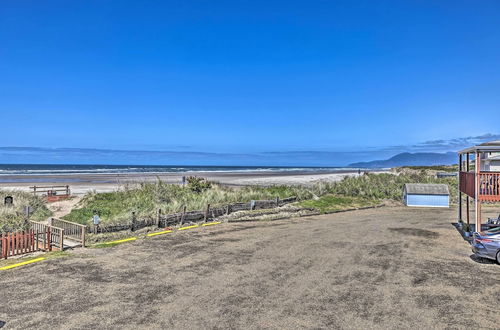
[460,171,500,202]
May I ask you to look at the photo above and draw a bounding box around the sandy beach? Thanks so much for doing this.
[0,170,386,195]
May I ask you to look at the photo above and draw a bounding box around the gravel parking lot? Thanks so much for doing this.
[0,207,498,329]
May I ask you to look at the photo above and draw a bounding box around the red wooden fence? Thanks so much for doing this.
[1,229,52,259]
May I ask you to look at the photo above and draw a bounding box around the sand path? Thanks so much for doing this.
[47,197,82,220]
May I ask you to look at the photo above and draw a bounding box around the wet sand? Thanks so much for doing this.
[0,170,386,195]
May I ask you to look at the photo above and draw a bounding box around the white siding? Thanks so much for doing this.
[405,194,449,208]
[481,153,500,171]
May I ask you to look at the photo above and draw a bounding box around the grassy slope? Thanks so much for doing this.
[64,168,458,226]
[401,165,459,172]
[0,190,52,232]
[328,172,458,201]
[298,195,380,213]
[63,182,312,225]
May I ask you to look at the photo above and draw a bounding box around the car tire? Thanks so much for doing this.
[497,251,500,265]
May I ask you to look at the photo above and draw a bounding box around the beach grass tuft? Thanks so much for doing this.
[0,190,52,232]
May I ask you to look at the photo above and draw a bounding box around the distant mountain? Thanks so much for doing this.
[349,152,457,168]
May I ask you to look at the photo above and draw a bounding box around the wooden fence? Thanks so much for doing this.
[31,185,71,196]
[1,230,37,259]
[91,196,297,234]
[0,223,64,259]
[30,221,64,251]
[49,218,86,247]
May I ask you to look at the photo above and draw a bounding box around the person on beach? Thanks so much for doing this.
[92,211,101,234]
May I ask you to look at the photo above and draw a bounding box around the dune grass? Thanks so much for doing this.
[298,195,380,213]
[63,169,458,225]
[326,172,458,201]
[0,190,52,232]
[63,182,311,225]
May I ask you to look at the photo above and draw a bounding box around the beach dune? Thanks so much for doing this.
[0,169,385,196]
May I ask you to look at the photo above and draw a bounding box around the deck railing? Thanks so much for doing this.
[479,172,500,201]
[460,171,500,201]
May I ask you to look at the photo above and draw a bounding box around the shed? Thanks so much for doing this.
[403,183,449,208]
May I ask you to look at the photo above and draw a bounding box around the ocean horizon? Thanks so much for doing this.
[0,164,363,176]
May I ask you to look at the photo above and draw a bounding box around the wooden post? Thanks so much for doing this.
[42,227,46,251]
[458,154,462,222]
[225,205,230,215]
[275,196,280,207]
[47,228,52,252]
[180,206,186,225]
[466,153,470,226]
[59,229,64,251]
[131,212,137,232]
[475,152,481,232]
[157,209,162,228]
[4,233,7,259]
[81,226,86,248]
[204,204,210,222]
[2,233,5,259]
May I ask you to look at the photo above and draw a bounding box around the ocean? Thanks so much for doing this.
[0,164,351,176]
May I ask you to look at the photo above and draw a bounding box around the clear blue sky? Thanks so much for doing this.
[0,1,499,165]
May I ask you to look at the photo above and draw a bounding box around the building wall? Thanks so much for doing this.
[405,194,449,207]
[487,160,500,171]
[480,153,500,171]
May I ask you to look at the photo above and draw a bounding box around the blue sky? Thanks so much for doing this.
[1,1,499,165]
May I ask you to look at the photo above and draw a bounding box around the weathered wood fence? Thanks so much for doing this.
[91,196,297,234]
[49,218,86,247]
[30,221,64,251]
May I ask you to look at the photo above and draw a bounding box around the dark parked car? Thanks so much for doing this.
[472,228,500,264]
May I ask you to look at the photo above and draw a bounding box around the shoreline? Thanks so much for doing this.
[0,169,388,195]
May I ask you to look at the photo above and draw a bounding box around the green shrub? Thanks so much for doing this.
[186,176,212,193]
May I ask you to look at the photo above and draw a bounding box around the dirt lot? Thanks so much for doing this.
[0,207,499,329]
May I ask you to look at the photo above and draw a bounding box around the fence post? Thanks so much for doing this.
[81,226,86,248]
[157,209,162,228]
[225,205,230,215]
[60,229,64,251]
[131,212,137,232]
[47,228,52,252]
[204,204,210,222]
[2,233,5,259]
[276,196,280,207]
[42,228,46,251]
[180,206,186,225]
[250,200,256,210]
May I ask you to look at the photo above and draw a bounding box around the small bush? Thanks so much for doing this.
[186,176,212,193]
